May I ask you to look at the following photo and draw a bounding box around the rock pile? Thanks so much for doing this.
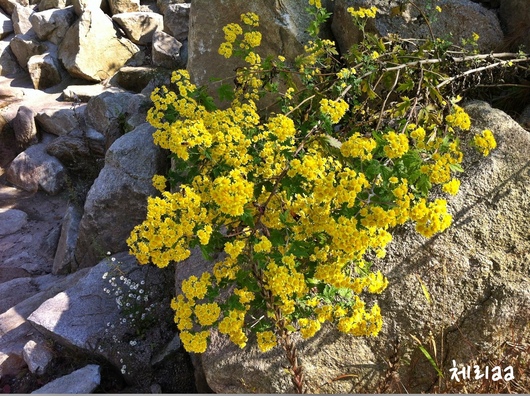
[0,0,189,88]
[0,0,529,393]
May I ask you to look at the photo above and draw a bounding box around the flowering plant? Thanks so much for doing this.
[127,1,502,392]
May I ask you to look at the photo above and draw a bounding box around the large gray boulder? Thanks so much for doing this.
[332,0,503,55]
[151,29,185,69]
[0,9,13,39]
[112,12,163,45]
[73,122,166,269]
[0,0,28,16]
[187,0,326,92]
[29,6,76,45]
[0,208,27,237]
[28,252,176,385]
[184,101,530,393]
[0,269,89,378]
[12,4,34,35]
[58,7,139,82]
[162,2,189,41]
[6,136,67,194]
[85,90,147,149]
[31,364,101,394]
[27,50,63,89]
[0,34,22,76]
[9,32,47,70]
[35,104,83,136]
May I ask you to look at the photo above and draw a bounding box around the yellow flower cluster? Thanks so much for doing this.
[256,331,277,352]
[218,309,248,348]
[383,131,409,159]
[473,129,496,156]
[241,12,259,27]
[308,0,322,9]
[337,304,382,336]
[445,105,471,131]
[442,178,460,195]
[320,98,349,124]
[263,261,308,315]
[212,169,254,217]
[298,318,321,339]
[410,198,452,237]
[180,330,210,353]
[127,187,206,266]
[152,174,166,193]
[347,6,378,19]
[340,133,377,160]
[130,10,476,359]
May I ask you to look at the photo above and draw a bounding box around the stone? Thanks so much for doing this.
[115,65,171,93]
[0,208,27,236]
[12,4,34,35]
[28,252,176,385]
[156,0,187,15]
[332,0,503,55]
[517,104,530,130]
[499,0,530,51]
[187,0,320,95]
[151,29,184,69]
[0,10,14,39]
[27,51,62,89]
[52,203,83,274]
[11,105,37,150]
[46,133,102,172]
[58,8,139,82]
[71,0,109,16]
[0,275,58,315]
[31,365,101,394]
[0,269,89,378]
[0,0,28,16]
[85,90,148,149]
[112,12,163,45]
[186,101,530,393]
[6,137,67,194]
[9,32,46,70]
[0,34,22,76]
[22,340,53,375]
[35,104,83,136]
[61,83,108,102]
[162,2,189,41]
[29,6,76,45]
[107,0,138,15]
[73,123,165,269]
[38,0,71,11]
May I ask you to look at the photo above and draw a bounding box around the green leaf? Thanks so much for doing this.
[218,84,235,102]
[449,163,464,173]
[288,240,310,258]
[240,210,255,227]
[269,229,285,247]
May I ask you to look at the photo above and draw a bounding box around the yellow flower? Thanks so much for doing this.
[152,175,166,192]
[442,179,460,195]
[320,98,349,124]
[473,129,496,156]
[436,5,442,12]
[256,331,277,352]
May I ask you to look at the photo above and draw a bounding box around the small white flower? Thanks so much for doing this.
[111,257,116,262]
[102,272,108,280]
[140,280,145,285]
[139,289,144,294]
[107,251,111,256]
[129,340,137,346]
